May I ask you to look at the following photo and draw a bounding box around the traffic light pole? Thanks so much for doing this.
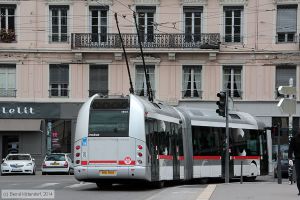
[225,90,230,183]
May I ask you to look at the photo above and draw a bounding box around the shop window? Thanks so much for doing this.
[47,120,71,153]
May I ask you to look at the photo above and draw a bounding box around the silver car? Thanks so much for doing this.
[1,154,36,175]
[41,153,74,175]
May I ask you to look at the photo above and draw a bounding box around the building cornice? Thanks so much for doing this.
[219,0,248,6]
[181,0,208,5]
[274,0,300,4]
[133,0,160,5]
[0,0,20,5]
[85,0,113,6]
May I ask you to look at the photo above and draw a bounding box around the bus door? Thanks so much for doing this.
[172,124,180,180]
[147,120,159,181]
[259,130,269,175]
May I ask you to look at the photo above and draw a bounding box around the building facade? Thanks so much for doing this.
[0,0,300,169]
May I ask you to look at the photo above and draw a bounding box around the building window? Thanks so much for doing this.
[0,4,16,42]
[275,65,296,98]
[49,5,69,43]
[223,66,242,98]
[0,64,16,97]
[89,65,108,97]
[90,6,108,43]
[184,6,202,43]
[49,64,69,97]
[136,6,156,43]
[182,65,202,98]
[224,6,243,43]
[135,65,155,97]
[276,5,297,43]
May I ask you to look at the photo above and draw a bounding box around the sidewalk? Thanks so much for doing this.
[209,176,299,200]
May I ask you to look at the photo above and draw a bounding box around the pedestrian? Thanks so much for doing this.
[288,130,300,196]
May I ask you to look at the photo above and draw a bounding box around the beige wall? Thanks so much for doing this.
[0,0,299,104]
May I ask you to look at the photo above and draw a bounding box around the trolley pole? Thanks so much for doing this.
[225,90,230,184]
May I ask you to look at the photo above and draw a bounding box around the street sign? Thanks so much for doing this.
[278,86,296,95]
[277,98,296,115]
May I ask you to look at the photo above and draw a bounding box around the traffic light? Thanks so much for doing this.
[216,91,226,117]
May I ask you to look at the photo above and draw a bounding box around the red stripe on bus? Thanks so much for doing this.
[118,160,136,165]
[193,156,221,160]
[89,160,118,164]
[158,155,173,160]
[232,156,260,160]
[179,156,185,161]
[81,161,88,165]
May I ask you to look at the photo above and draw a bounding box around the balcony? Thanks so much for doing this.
[71,33,220,50]
[0,89,16,97]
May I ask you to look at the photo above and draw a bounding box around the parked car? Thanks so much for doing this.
[41,153,74,175]
[0,154,36,175]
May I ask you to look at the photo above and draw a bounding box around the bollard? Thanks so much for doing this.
[240,160,243,184]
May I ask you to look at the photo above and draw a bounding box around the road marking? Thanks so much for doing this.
[34,183,60,188]
[65,182,94,188]
[196,184,216,200]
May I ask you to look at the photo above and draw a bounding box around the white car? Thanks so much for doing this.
[1,154,36,175]
[41,153,74,175]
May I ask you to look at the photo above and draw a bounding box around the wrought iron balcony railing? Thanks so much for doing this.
[0,89,16,97]
[71,33,220,49]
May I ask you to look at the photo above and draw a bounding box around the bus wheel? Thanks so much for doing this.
[245,176,256,182]
[153,181,165,189]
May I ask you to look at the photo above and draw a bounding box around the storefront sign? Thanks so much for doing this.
[1,106,34,115]
[0,103,61,119]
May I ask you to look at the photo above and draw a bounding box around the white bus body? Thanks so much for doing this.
[74,94,268,186]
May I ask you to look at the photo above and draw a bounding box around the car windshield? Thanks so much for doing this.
[45,154,66,161]
[7,155,31,160]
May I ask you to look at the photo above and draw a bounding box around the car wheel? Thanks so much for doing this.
[42,172,46,175]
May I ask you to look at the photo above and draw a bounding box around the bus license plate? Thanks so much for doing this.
[99,170,117,176]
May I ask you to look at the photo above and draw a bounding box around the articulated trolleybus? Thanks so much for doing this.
[74,94,268,188]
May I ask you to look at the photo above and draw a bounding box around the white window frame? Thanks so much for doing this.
[0,65,16,97]
[89,7,108,43]
[184,9,202,42]
[223,66,242,98]
[182,65,202,98]
[135,64,155,97]
[223,7,243,43]
[49,6,69,43]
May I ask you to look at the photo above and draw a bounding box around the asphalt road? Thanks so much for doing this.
[0,173,207,200]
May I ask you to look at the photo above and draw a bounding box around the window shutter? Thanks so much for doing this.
[136,6,156,13]
[276,66,296,87]
[49,5,69,10]
[89,65,108,91]
[277,6,297,32]
[183,6,203,13]
[89,6,109,11]
[50,64,69,84]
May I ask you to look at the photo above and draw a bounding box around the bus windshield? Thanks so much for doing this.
[88,110,129,137]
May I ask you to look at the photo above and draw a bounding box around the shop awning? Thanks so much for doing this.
[0,119,42,131]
